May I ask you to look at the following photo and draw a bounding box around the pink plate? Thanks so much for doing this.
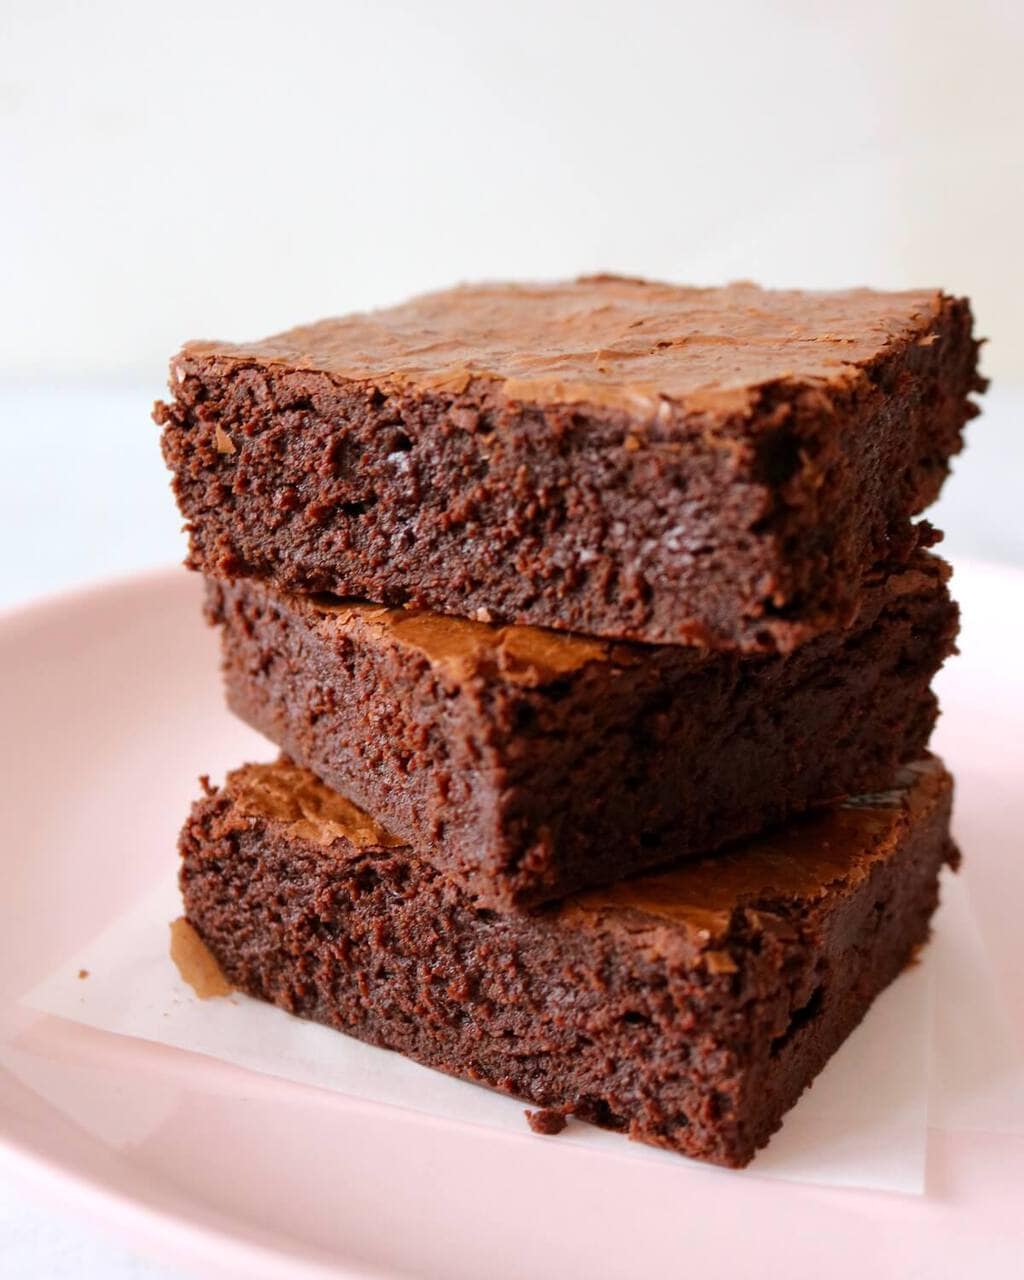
[1,564,1022,1279]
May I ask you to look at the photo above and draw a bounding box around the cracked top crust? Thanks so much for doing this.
[176,276,954,416]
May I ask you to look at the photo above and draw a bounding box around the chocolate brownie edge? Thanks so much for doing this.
[179,757,954,1167]
[205,552,957,909]
[155,280,983,651]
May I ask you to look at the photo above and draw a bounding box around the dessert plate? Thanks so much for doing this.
[1,563,1022,1280]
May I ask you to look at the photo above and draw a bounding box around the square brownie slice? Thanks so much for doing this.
[179,755,955,1168]
[157,277,982,650]
[205,552,957,909]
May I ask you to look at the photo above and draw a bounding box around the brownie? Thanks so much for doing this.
[205,551,957,909]
[179,755,956,1168]
[156,276,983,651]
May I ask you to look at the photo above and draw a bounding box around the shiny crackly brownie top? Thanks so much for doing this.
[176,276,955,415]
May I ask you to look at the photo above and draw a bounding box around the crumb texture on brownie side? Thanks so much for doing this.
[157,278,983,649]
[179,757,953,1167]
[206,554,956,907]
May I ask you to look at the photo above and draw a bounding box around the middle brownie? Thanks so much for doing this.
[206,551,957,910]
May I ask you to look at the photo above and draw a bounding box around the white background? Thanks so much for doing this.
[1,2,1022,1275]
[2,0,1023,383]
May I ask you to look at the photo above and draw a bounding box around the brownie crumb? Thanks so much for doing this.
[77,968,89,980]
[525,1107,568,1136]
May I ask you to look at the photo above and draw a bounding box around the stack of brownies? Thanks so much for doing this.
[156,277,984,1167]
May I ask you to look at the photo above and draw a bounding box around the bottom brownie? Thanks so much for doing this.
[179,757,955,1168]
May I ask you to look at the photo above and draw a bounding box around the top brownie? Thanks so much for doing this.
[156,277,983,650]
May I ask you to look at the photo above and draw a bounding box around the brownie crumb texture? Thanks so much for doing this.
[525,1107,570,1136]
[205,550,956,908]
[179,755,954,1167]
[157,277,983,651]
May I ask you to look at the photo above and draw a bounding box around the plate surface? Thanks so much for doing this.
[1,563,1022,1280]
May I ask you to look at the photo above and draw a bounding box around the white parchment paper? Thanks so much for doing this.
[23,870,1020,1195]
